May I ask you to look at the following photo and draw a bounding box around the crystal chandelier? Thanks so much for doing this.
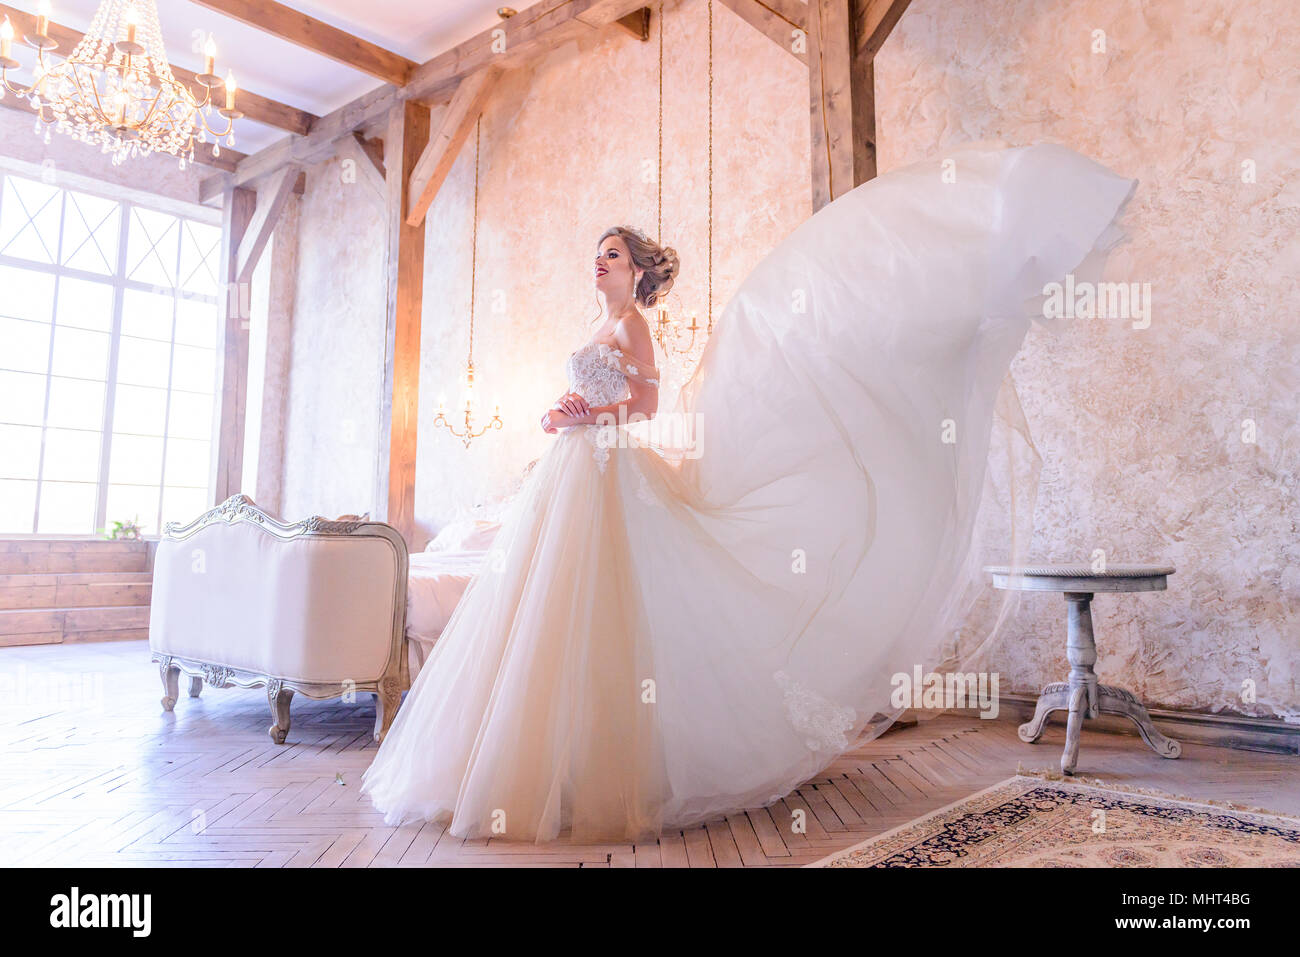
[0,0,240,168]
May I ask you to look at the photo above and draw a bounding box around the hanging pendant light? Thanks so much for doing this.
[651,0,714,365]
[433,115,503,448]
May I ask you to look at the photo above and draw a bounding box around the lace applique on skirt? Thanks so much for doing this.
[774,670,857,753]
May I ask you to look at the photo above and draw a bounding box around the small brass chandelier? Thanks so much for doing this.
[651,0,714,361]
[0,0,240,168]
[433,116,503,448]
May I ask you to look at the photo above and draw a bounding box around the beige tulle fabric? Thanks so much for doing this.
[361,143,1137,842]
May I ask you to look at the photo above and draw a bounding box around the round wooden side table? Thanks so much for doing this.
[985,563,1181,774]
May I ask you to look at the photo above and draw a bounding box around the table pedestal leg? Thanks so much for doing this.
[1097,685,1182,759]
[1020,590,1182,773]
[1060,592,1098,773]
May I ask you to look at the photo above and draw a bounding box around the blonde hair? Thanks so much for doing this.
[598,226,680,309]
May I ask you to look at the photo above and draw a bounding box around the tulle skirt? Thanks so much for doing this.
[361,143,1137,841]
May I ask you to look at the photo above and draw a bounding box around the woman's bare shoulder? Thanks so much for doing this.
[615,311,656,362]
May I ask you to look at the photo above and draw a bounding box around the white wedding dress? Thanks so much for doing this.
[361,143,1137,842]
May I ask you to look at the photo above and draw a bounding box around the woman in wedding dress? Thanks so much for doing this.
[361,142,1137,842]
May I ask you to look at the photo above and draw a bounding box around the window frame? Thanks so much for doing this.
[0,168,223,538]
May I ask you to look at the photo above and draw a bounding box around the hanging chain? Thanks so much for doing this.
[707,0,713,333]
[657,0,664,246]
[468,114,480,369]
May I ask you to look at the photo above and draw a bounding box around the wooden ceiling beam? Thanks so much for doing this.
[405,0,647,103]
[186,0,418,86]
[406,66,502,228]
[0,3,317,136]
[718,0,808,64]
[210,0,649,199]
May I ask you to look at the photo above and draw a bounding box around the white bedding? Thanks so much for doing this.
[405,549,487,677]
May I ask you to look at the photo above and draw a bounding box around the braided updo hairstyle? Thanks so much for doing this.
[598,226,680,309]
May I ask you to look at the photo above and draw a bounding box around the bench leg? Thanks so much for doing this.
[188,676,203,698]
[267,680,294,744]
[159,657,180,712]
[374,679,402,743]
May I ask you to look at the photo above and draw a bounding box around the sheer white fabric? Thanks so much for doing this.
[361,143,1137,841]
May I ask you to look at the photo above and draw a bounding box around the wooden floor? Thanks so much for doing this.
[2,639,1296,867]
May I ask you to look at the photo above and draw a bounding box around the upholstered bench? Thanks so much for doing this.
[149,495,410,743]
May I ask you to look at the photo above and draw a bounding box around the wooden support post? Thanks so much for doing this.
[807,0,877,211]
[376,101,431,544]
[213,187,257,503]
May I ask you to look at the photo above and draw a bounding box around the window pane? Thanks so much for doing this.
[166,390,213,440]
[36,480,97,534]
[0,370,46,425]
[46,376,106,430]
[171,344,215,393]
[108,433,163,485]
[122,287,175,341]
[111,383,167,436]
[161,485,209,528]
[0,265,56,323]
[178,220,221,297]
[163,437,211,487]
[115,335,172,387]
[40,427,101,482]
[55,276,114,332]
[174,295,219,348]
[0,478,37,533]
[50,326,110,380]
[0,423,41,478]
[60,191,121,275]
[126,207,179,288]
[0,176,61,264]
[0,315,51,373]
[105,484,159,536]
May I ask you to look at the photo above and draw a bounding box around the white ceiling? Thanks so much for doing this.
[18,0,513,153]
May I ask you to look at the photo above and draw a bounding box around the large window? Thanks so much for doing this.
[0,172,222,536]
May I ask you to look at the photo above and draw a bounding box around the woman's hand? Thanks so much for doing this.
[554,392,591,418]
[540,408,574,434]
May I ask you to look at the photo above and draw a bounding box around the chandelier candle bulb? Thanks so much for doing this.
[224,71,235,110]
[203,37,216,79]
[1,18,14,63]
[36,0,51,40]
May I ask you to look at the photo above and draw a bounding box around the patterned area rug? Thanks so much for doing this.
[811,775,1300,867]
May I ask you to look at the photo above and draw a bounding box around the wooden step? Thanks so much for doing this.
[0,540,150,574]
[0,571,153,610]
[0,605,150,646]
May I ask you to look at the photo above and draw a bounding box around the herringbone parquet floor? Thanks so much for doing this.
[2,639,1296,867]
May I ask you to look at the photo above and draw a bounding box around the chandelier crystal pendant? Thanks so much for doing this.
[0,0,241,169]
[433,115,503,449]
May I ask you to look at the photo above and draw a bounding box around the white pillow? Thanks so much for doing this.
[425,519,500,553]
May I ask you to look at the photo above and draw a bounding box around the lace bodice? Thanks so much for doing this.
[565,341,660,408]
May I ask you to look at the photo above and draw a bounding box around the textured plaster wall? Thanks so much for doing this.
[874,0,1299,720]
[279,156,387,520]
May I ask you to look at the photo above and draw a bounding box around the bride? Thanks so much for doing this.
[362,142,1137,842]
